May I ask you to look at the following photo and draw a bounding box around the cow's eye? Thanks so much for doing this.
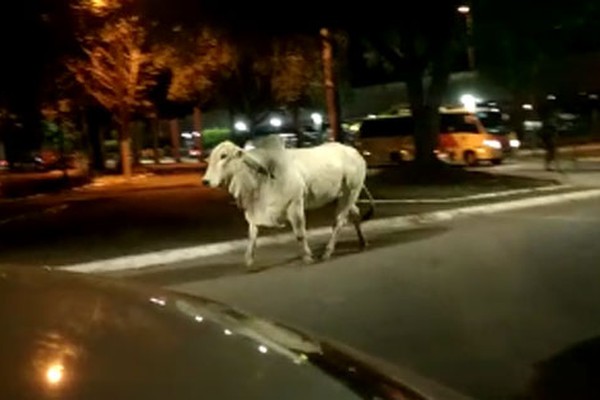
[220,153,227,160]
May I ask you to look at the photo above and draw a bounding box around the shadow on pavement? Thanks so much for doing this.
[122,225,449,287]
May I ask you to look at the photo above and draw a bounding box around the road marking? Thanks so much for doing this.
[357,184,568,204]
[57,188,600,274]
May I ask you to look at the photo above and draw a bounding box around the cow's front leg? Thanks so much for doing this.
[287,203,313,264]
[245,221,259,269]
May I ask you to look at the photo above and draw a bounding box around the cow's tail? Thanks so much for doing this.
[360,185,375,221]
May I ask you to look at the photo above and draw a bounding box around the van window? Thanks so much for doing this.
[440,114,480,134]
[476,111,511,134]
[359,117,414,138]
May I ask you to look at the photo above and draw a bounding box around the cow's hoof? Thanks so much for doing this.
[302,255,315,264]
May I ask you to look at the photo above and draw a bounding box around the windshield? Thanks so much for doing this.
[476,111,511,134]
[359,117,414,138]
[439,114,480,134]
[2,2,600,400]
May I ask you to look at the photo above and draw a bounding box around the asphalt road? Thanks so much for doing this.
[126,197,600,400]
[0,172,561,267]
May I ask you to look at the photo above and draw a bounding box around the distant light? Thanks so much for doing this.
[589,94,599,100]
[269,117,282,127]
[457,5,470,14]
[46,364,64,385]
[90,0,107,9]
[181,132,192,139]
[149,297,166,306]
[367,114,377,119]
[491,108,500,112]
[224,329,233,336]
[510,139,521,148]
[234,121,248,132]
[194,315,204,323]
[460,94,480,112]
[522,104,533,110]
[258,345,268,354]
[310,113,323,125]
[192,131,201,137]
[547,94,556,100]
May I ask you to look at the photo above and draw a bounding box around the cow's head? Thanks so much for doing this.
[202,141,271,188]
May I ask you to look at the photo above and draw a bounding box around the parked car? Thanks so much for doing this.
[0,266,472,400]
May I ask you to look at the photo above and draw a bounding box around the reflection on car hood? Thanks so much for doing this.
[0,267,473,400]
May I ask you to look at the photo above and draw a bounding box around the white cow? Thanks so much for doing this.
[202,136,374,269]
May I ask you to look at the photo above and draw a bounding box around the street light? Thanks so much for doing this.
[234,121,248,132]
[269,117,282,128]
[457,4,475,71]
[460,94,480,112]
[310,113,323,126]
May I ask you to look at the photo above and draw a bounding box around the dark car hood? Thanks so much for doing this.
[0,267,473,400]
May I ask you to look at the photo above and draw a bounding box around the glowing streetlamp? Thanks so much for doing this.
[457,5,475,70]
[269,117,282,128]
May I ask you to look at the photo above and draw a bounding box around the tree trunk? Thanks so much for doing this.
[320,28,340,142]
[119,111,133,178]
[192,106,203,159]
[169,118,181,162]
[88,114,105,172]
[405,32,451,169]
[131,121,141,167]
[292,105,303,147]
[151,117,160,164]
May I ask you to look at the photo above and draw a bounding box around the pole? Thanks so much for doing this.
[320,28,340,142]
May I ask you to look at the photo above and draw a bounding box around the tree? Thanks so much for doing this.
[269,34,323,141]
[155,28,234,157]
[357,2,462,168]
[69,16,157,177]
[475,0,600,105]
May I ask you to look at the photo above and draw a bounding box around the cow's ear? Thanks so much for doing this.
[235,149,243,158]
[242,153,273,178]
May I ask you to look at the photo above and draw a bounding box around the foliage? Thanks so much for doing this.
[269,35,322,107]
[155,29,234,107]
[68,16,158,124]
[475,0,600,98]
[202,127,231,149]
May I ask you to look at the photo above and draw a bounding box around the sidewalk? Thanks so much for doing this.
[517,142,600,157]
[0,168,90,198]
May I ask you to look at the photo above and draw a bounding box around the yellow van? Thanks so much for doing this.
[437,110,505,166]
[474,107,521,157]
[354,116,415,167]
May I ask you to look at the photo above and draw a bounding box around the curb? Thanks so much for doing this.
[57,188,600,274]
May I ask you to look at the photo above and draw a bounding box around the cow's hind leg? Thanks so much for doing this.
[245,221,259,269]
[323,201,352,260]
[287,202,313,264]
[349,204,367,249]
